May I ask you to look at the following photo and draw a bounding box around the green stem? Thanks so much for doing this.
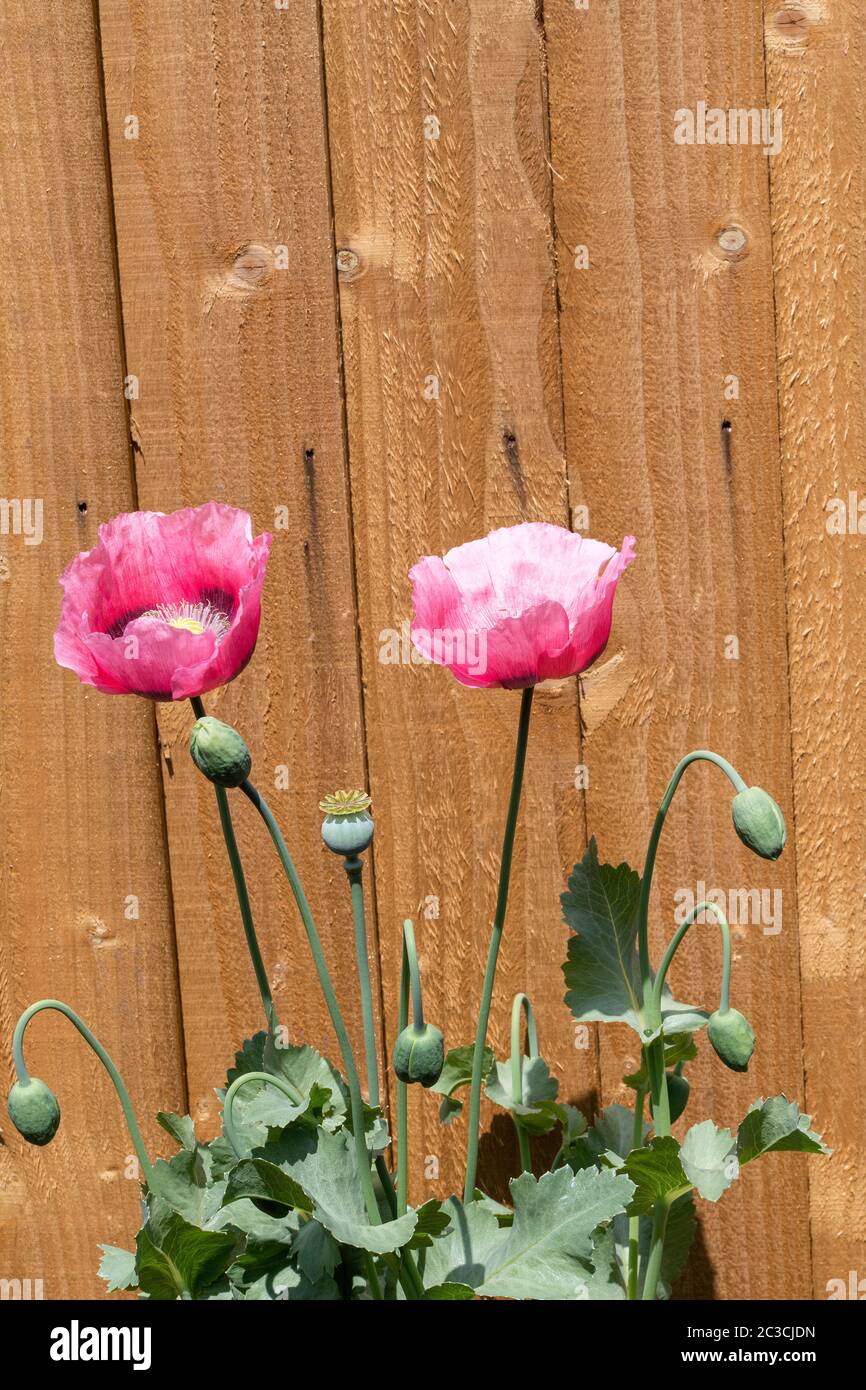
[651,900,732,1019]
[637,752,746,1142]
[189,696,276,1035]
[396,920,415,1216]
[239,780,379,1227]
[464,686,535,1202]
[626,1083,646,1299]
[636,751,746,1300]
[12,999,154,1187]
[641,1199,670,1301]
[223,1070,304,1158]
[344,857,380,1107]
[509,993,537,1176]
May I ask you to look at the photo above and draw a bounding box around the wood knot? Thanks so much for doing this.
[713,224,749,260]
[770,5,813,44]
[226,243,274,292]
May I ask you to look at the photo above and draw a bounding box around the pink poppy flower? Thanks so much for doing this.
[409,522,635,689]
[54,503,271,701]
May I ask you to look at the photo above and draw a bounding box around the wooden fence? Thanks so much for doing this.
[0,0,863,1300]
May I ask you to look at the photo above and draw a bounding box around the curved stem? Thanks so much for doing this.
[189,696,276,1034]
[464,686,535,1202]
[344,857,380,1107]
[637,751,746,1141]
[223,1070,304,1158]
[651,900,732,1020]
[239,779,379,1226]
[12,999,154,1186]
[509,993,537,1175]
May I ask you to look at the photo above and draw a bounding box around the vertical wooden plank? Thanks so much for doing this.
[764,0,866,1298]
[321,0,598,1203]
[0,0,186,1296]
[96,0,380,1128]
[544,0,811,1296]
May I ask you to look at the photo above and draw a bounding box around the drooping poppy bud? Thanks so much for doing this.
[189,716,251,787]
[393,1024,445,1088]
[731,787,786,861]
[707,1007,756,1073]
[319,789,374,857]
[8,1078,61,1146]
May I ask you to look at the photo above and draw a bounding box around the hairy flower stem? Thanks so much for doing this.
[464,686,535,1203]
[12,999,154,1186]
[637,750,747,1297]
[189,696,276,1034]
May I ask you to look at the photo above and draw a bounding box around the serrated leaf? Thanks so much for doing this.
[292,1219,340,1283]
[476,1166,634,1300]
[222,1034,347,1154]
[566,1104,650,1172]
[97,1244,138,1293]
[432,1045,495,1098]
[224,1157,313,1214]
[148,1148,227,1227]
[431,1044,495,1123]
[737,1095,830,1165]
[423,1282,475,1300]
[680,1120,739,1201]
[136,1204,242,1300]
[419,1198,507,1290]
[624,1136,690,1214]
[406,1198,451,1250]
[562,839,707,1039]
[247,1127,417,1256]
[485,1056,560,1133]
[156,1112,197,1151]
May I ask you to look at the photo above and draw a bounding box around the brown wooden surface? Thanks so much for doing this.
[0,0,860,1300]
[544,0,811,1300]
[0,0,186,1298]
[96,0,381,1135]
[320,0,596,1205]
[764,0,866,1299]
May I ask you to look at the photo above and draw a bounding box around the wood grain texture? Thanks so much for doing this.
[97,0,380,1133]
[544,0,811,1297]
[320,0,597,1205]
[764,0,866,1297]
[0,0,186,1297]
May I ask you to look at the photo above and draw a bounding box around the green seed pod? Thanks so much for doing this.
[393,1024,445,1088]
[189,717,251,788]
[8,1078,61,1146]
[319,789,374,857]
[731,786,786,861]
[655,1071,690,1124]
[707,1007,756,1073]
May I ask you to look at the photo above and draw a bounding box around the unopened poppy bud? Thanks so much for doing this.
[319,789,374,857]
[731,787,786,861]
[707,1007,756,1073]
[189,717,251,788]
[393,1024,445,1088]
[8,1078,61,1146]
